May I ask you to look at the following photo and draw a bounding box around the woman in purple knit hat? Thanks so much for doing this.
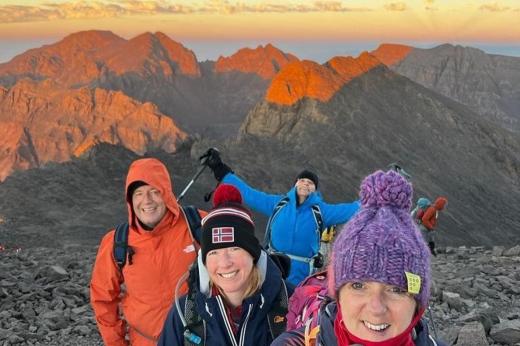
[272,170,446,346]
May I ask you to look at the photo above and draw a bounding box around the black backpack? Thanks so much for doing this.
[113,205,202,270]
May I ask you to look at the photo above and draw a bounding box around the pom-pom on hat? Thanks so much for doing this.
[295,170,319,189]
[201,184,261,264]
[331,170,431,308]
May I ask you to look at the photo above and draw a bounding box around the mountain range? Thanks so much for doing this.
[0,30,518,248]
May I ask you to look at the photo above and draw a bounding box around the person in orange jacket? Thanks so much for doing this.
[420,196,448,256]
[90,158,205,346]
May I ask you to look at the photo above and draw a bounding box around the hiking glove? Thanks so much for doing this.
[200,148,232,181]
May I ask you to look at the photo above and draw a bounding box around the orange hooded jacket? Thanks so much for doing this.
[421,196,447,231]
[90,158,204,346]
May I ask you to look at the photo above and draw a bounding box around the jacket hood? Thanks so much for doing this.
[125,158,180,228]
[434,197,447,210]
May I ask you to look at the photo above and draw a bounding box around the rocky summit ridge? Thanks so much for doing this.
[214,43,298,79]
[265,52,382,105]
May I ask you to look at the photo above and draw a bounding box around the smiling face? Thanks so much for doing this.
[338,281,417,341]
[206,247,254,304]
[131,184,167,229]
[295,178,316,203]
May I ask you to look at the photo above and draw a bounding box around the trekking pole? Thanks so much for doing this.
[176,155,210,202]
[427,304,438,340]
[387,162,411,181]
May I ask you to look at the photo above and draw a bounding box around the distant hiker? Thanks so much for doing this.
[420,197,448,256]
[90,158,205,346]
[411,197,432,224]
[272,170,446,346]
[201,148,360,286]
[158,184,289,345]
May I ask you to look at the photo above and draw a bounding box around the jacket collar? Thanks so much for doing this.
[287,186,321,207]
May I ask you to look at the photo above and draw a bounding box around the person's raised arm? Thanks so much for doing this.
[202,148,281,215]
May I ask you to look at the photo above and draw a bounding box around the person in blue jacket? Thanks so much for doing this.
[158,184,289,346]
[201,148,360,286]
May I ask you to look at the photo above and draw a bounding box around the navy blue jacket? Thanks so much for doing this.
[222,173,360,285]
[272,302,447,346]
[158,251,287,346]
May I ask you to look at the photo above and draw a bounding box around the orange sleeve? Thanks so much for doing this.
[421,207,436,230]
[90,231,128,346]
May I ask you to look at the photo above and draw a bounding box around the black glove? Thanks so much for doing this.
[199,148,232,181]
[313,252,324,269]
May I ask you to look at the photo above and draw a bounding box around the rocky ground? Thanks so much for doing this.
[0,244,519,345]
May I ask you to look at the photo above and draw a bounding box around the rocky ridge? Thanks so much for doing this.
[214,44,298,79]
[236,64,520,246]
[265,52,381,105]
[0,244,519,345]
[372,43,520,132]
[0,79,186,181]
[0,31,294,137]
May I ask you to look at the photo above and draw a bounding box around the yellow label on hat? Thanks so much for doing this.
[405,272,421,294]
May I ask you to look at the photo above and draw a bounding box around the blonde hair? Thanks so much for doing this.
[242,266,261,299]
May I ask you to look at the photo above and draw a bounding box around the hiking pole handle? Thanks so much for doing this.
[177,157,209,202]
[427,305,438,340]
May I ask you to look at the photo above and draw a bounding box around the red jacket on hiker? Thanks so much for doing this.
[90,158,204,346]
[421,196,447,231]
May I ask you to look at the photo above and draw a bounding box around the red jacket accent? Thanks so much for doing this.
[421,197,447,231]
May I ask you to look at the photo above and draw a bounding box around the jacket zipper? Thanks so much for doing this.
[238,304,253,346]
[216,296,238,346]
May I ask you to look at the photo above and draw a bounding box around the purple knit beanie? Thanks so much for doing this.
[331,170,431,308]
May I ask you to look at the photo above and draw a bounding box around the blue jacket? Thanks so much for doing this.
[158,251,288,346]
[272,302,447,346]
[222,173,360,285]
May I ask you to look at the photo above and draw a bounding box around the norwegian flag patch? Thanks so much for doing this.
[212,227,235,243]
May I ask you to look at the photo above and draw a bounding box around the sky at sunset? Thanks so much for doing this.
[0,0,519,63]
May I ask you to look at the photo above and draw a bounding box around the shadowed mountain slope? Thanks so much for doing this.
[224,64,520,246]
[0,143,215,248]
[372,43,520,132]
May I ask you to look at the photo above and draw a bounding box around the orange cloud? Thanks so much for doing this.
[0,0,372,23]
[479,3,510,12]
[384,2,407,11]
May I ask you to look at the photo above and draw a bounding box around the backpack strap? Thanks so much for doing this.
[182,263,205,345]
[304,322,320,346]
[267,280,289,340]
[183,289,205,345]
[181,205,202,248]
[264,198,325,251]
[112,206,201,271]
[310,204,324,234]
[113,222,134,271]
[263,197,290,250]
